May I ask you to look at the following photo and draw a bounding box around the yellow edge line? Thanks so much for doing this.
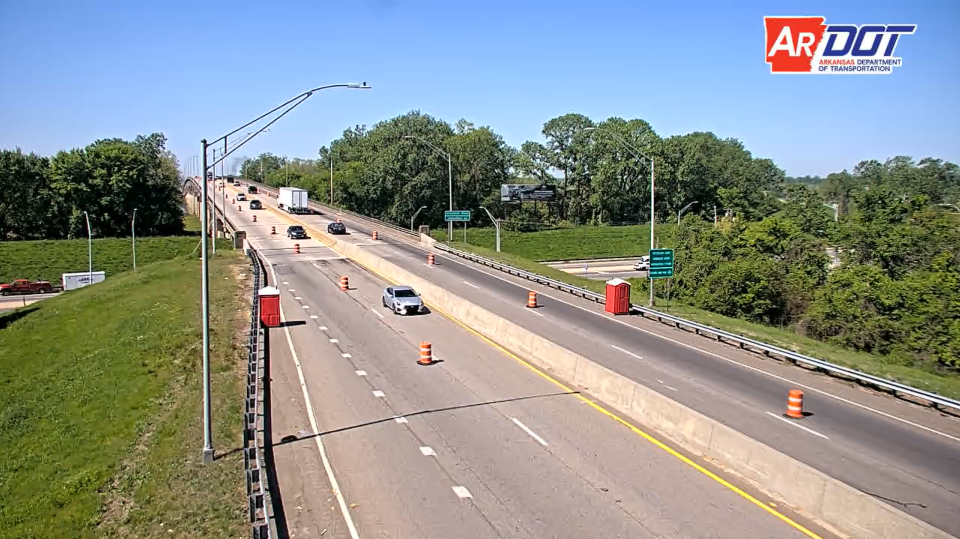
[259,205,824,539]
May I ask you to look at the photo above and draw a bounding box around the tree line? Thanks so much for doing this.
[240,111,959,370]
[0,133,185,240]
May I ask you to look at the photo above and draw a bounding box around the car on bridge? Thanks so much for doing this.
[327,222,347,235]
[236,193,247,202]
[287,225,307,239]
[382,285,426,316]
[249,199,262,210]
[248,185,258,194]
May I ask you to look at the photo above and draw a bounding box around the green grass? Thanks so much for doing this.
[433,223,677,261]
[445,241,960,400]
[0,252,249,538]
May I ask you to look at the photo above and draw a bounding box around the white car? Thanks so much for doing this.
[634,256,650,271]
[236,193,247,201]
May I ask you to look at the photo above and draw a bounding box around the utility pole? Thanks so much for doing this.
[211,149,217,255]
[132,208,137,270]
[330,156,334,205]
[199,139,213,463]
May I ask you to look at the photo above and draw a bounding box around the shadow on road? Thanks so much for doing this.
[273,390,580,448]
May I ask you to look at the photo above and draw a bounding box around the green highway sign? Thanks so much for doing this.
[444,210,471,222]
[649,248,674,279]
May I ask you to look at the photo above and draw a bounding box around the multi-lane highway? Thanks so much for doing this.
[215,182,832,538]
[219,180,960,536]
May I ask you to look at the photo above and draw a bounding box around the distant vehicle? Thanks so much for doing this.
[248,185,258,194]
[236,193,247,202]
[382,285,425,316]
[634,255,650,272]
[61,272,105,291]
[327,222,347,235]
[249,199,262,210]
[287,225,307,239]
[278,187,310,214]
[0,278,55,296]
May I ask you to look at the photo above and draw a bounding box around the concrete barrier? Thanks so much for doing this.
[282,213,954,539]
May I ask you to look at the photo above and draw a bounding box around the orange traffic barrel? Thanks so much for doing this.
[294,243,300,254]
[785,389,804,419]
[526,290,538,308]
[271,226,276,234]
[238,205,242,212]
[372,230,378,240]
[252,215,257,222]
[337,218,342,223]
[339,275,349,291]
[418,342,433,366]
[427,253,435,265]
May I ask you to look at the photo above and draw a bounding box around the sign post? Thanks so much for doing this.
[649,248,675,279]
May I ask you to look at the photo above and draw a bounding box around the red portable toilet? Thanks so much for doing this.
[259,286,281,328]
[604,278,631,315]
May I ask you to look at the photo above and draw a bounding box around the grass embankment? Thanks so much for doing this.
[0,252,249,538]
[444,240,960,400]
[433,223,677,261]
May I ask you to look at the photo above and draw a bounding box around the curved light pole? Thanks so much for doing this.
[198,82,370,463]
[481,206,502,252]
[677,201,698,225]
[584,127,657,306]
[404,135,453,242]
[410,205,427,232]
[82,211,93,285]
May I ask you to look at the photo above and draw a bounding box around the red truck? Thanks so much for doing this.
[0,279,56,296]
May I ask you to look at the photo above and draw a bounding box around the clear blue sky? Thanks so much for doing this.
[1,0,957,177]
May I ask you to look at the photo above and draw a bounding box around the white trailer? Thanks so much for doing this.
[61,271,106,291]
[278,187,310,214]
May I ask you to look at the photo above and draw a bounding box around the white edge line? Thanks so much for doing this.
[355,370,367,376]
[510,417,549,446]
[462,280,480,289]
[373,390,385,398]
[528,309,545,317]
[452,486,472,499]
[611,344,643,361]
[329,338,339,343]
[310,315,319,319]
[452,257,960,444]
[269,261,360,539]
[394,416,408,423]
[370,308,385,319]
[765,411,829,440]
[420,446,436,456]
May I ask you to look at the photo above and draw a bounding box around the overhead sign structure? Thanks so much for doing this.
[444,210,471,222]
[501,184,558,203]
[649,248,674,279]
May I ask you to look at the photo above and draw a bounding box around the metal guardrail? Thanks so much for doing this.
[240,178,960,412]
[244,250,274,538]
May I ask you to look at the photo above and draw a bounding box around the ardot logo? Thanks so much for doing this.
[764,17,916,74]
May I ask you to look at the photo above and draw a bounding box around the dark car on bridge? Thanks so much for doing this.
[327,222,347,235]
[286,225,307,239]
[249,199,262,210]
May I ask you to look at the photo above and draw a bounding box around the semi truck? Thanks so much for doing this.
[278,187,310,214]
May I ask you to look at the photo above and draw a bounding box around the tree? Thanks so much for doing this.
[0,149,67,240]
[780,183,833,237]
[239,153,284,182]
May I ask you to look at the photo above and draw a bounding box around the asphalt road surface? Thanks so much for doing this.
[218,185,830,538]
[0,293,60,312]
[545,258,649,281]
[221,181,960,537]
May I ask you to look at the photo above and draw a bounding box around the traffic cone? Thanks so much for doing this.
[271,226,276,234]
[526,291,538,308]
[427,253,435,265]
[340,276,349,291]
[294,244,300,254]
[372,230,378,240]
[785,389,804,419]
[418,342,433,366]
[252,215,257,222]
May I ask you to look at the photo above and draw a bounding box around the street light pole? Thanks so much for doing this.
[329,156,334,205]
[198,82,370,464]
[481,206,502,252]
[211,149,218,255]
[677,201,698,225]
[410,205,427,232]
[584,127,656,306]
[83,211,92,285]
[404,135,453,242]
[132,208,137,270]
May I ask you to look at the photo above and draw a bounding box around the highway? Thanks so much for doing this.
[217,186,829,538]
[221,181,960,536]
[545,258,650,281]
[0,292,61,312]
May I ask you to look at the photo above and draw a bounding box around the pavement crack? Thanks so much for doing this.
[862,490,929,510]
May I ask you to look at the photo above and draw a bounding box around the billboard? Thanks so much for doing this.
[500,184,558,203]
